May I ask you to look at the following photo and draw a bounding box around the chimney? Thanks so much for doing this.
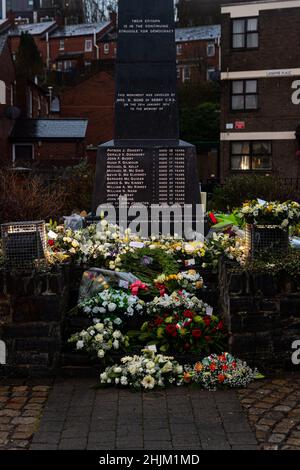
[55,14,65,28]
[7,10,15,26]
[109,11,117,28]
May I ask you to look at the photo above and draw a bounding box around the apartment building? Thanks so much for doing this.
[220,0,300,181]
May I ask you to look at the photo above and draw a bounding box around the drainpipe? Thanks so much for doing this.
[2,0,6,18]
[218,36,221,72]
[94,29,99,60]
[46,32,50,69]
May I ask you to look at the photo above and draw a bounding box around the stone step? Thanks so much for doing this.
[3,322,59,338]
[15,337,59,353]
[58,365,99,378]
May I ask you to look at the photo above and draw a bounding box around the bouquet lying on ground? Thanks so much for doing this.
[100,349,183,390]
[79,288,145,320]
[68,319,129,360]
[99,350,261,391]
[183,352,260,390]
[136,291,226,354]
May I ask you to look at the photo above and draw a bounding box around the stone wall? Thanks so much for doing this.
[0,264,70,377]
[219,259,300,371]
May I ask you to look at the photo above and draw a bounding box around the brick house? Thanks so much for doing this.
[58,63,115,163]
[8,19,114,71]
[10,118,88,167]
[9,20,57,64]
[175,25,221,84]
[0,27,16,163]
[47,21,113,72]
[98,23,221,85]
[220,0,300,182]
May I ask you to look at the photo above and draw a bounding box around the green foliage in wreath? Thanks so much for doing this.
[119,248,179,285]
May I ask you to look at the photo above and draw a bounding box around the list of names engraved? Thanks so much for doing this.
[106,147,186,206]
[106,148,148,205]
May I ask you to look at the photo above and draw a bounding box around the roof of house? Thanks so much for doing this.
[9,21,56,36]
[10,119,88,141]
[50,21,110,38]
[175,25,221,43]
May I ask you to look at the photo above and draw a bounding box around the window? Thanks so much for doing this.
[103,43,110,54]
[207,42,215,57]
[85,39,93,52]
[59,39,65,51]
[0,80,6,104]
[231,80,258,110]
[207,67,216,81]
[231,141,271,170]
[232,17,258,49]
[13,144,34,164]
[183,66,191,82]
[176,44,183,55]
[177,67,181,80]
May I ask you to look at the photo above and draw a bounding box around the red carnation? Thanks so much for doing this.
[222,364,228,371]
[48,239,55,247]
[165,324,177,337]
[183,309,194,319]
[204,317,211,326]
[192,328,202,339]
[218,374,225,383]
[209,363,217,371]
[208,212,218,224]
[217,321,224,330]
[154,317,163,326]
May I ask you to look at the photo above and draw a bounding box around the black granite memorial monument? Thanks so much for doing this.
[92,0,200,224]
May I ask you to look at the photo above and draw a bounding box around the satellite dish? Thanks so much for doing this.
[5,106,21,120]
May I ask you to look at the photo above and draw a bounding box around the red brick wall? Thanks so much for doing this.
[48,35,96,63]
[177,39,220,83]
[9,36,48,63]
[220,7,300,181]
[99,41,117,60]
[59,70,115,149]
[0,42,16,164]
[222,8,300,73]
[33,141,86,165]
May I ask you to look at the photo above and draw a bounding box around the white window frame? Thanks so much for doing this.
[176,44,183,55]
[12,143,34,165]
[207,67,216,81]
[85,39,93,52]
[0,80,6,104]
[207,42,216,57]
[103,43,110,54]
[183,66,191,82]
[59,39,65,51]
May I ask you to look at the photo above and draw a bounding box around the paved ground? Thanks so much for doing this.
[2,374,300,451]
[239,373,300,450]
[29,378,257,450]
[0,383,50,450]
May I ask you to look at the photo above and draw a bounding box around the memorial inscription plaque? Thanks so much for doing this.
[92,0,200,222]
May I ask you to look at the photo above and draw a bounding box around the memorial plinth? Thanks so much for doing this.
[92,0,200,218]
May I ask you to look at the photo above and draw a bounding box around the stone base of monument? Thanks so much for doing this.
[92,140,201,234]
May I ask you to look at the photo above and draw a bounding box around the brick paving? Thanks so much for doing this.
[0,382,51,450]
[4,374,300,451]
[238,373,300,450]
[29,378,257,450]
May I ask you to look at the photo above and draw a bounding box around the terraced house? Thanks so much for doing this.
[220,0,300,183]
